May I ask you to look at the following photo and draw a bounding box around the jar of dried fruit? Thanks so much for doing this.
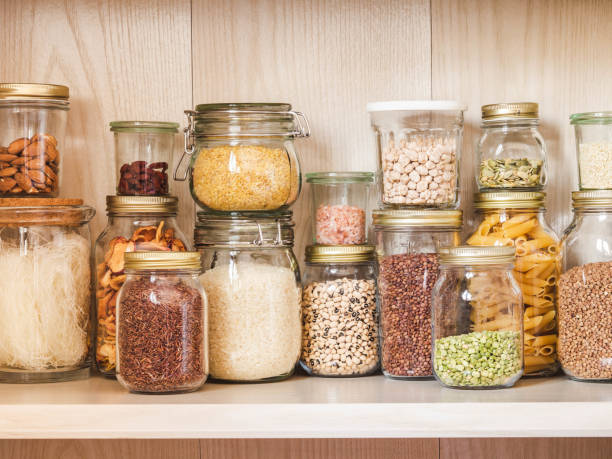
[110,121,179,196]
[94,195,191,376]
[373,209,462,380]
[176,103,310,213]
[195,211,301,382]
[476,103,547,191]
[0,83,68,197]
[117,251,208,394]
[367,100,466,208]
[301,245,380,377]
[306,172,375,245]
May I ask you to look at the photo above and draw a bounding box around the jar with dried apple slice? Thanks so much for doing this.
[94,195,191,376]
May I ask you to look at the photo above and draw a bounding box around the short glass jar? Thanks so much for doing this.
[0,198,94,383]
[0,83,68,197]
[195,211,301,382]
[110,121,178,196]
[476,103,547,191]
[301,245,379,377]
[432,246,524,389]
[116,252,208,394]
[559,191,612,382]
[570,111,612,189]
[466,192,559,377]
[306,172,375,245]
[94,195,191,376]
[367,100,466,208]
[373,209,461,379]
[177,103,310,213]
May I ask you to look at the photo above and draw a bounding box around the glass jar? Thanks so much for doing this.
[570,111,612,189]
[94,195,191,376]
[301,245,379,377]
[367,100,466,208]
[0,199,94,383]
[116,252,207,393]
[476,103,546,191]
[373,209,462,379]
[306,172,375,245]
[176,103,310,213]
[466,192,560,377]
[432,246,523,389]
[110,121,178,196]
[0,83,68,197]
[195,211,301,382]
[559,191,612,382]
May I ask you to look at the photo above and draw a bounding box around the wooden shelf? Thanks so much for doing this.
[1,375,611,439]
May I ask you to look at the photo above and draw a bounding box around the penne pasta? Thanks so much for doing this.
[503,218,538,239]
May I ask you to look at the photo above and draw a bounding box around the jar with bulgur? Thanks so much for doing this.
[176,103,309,213]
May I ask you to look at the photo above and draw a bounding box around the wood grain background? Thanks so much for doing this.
[2,0,612,457]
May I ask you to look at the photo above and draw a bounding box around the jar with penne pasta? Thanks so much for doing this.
[466,192,560,377]
[432,246,523,389]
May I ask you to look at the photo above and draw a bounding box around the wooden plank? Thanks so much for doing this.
[191,0,431,259]
[431,0,612,235]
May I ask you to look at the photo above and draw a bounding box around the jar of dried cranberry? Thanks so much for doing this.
[110,121,179,196]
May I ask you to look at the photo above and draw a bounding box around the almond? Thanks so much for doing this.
[11,157,26,166]
[0,167,17,177]
[44,165,57,181]
[0,154,17,162]
[46,144,58,162]
[26,158,45,169]
[28,170,46,184]
[14,172,34,192]
[7,138,29,154]
[30,133,57,146]
[9,186,23,193]
[0,178,16,192]
[22,141,44,157]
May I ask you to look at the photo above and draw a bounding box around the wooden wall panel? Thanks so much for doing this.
[432,0,612,235]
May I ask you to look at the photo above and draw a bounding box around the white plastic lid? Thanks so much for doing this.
[366,100,467,112]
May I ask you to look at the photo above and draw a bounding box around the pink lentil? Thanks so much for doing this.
[315,204,366,245]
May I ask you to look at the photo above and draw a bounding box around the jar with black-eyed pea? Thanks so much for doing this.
[300,245,380,377]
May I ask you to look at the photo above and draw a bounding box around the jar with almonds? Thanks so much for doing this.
[94,196,191,376]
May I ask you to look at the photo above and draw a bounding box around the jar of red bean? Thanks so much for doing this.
[373,209,462,379]
[306,172,375,245]
[110,121,179,196]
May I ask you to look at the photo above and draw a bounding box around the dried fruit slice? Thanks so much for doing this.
[108,240,129,273]
[109,274,126,291]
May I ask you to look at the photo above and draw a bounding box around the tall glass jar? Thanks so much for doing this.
[110,121,179,196]
[306,172,375,245]
[432,246,524,389]
[195,212,301,382]
[476,103,546,191]
[367,100,466,208]
[570,111,612,189]
[301,245,379,377]
[94,196,191,376]
[466,192,560,377]
[0,83,68,197]
[0,199,94,383]
[373,209,461,379]
[559,191,612,382]
[117,252,208,394]
[176,103,310,213]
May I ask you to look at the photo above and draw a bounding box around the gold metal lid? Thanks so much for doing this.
[124,251,201,270]
[305,245,375,263]
[438,246,516,265]
[0,83,69,100]
[473,191,545,209]
[372,209,462,228]
[106,195,178,215]
[482,102,538,120]
[572,190,612,208]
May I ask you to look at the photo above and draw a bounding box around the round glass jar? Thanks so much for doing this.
[466,192,560,377]
[0,198,94,383]
[116,252,208,394]
[570,111,612,189]
[367,100,466,208]
[0,83,68,197]
[432,246,524,389]
[111,121,179,196]
[559,191,612,382]
[176,103,310,213]
[306,172,375,245]
[301,245,379,377]
[476,103,546,191]
[195,211,301,382]
[94,195,191,376]
[373,209,462,379]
